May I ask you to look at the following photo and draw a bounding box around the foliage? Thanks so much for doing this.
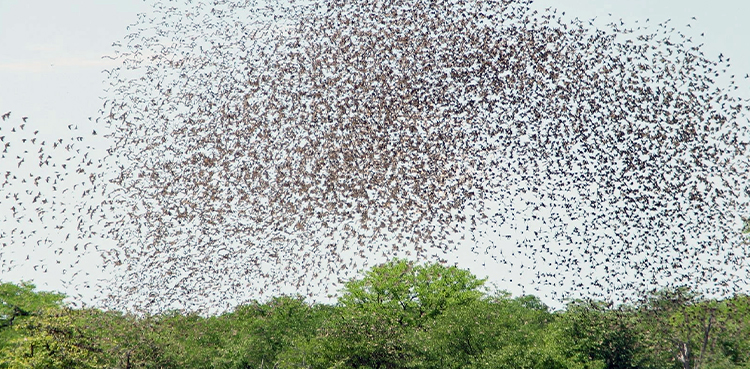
[2,307,106,369]
[0,282,180,369]
[410,294,562,369]
[339,259,486,324]
[635,289,750,369]
[90,311,177,369]
[3,265,750,368]
[0,282,65,329]
[306,259,486,368]
[212,296,332,369]
[559,300,648,369]
[0,282,66,368]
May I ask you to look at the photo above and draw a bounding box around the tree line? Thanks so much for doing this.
[2,260,750,369]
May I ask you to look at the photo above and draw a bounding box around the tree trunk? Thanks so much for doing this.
[696,311,714,369]
[676,341,691,369]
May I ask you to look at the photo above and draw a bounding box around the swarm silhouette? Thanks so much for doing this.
[91,0,750,312]
[3,0,750,313]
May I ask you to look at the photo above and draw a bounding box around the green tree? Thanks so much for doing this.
[2,306,106,369]
[339,259,486,326]
[309,259,486,368]
[0,282,66,368]
[558,300,650,369]
[411,292,588,369]
[635,288,750,369]
[1,283,176,369]
[214,296,331,369]
[709,295,750,368]
[87,310,177,369]
[0,282,65,330]
[145,311,222,369]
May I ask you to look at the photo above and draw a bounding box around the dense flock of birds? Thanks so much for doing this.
[2,0,750,313]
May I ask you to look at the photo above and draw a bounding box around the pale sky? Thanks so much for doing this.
[1,0,749,310]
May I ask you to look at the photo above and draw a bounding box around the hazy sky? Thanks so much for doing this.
[1,0,748,136]
[1,0,749,306]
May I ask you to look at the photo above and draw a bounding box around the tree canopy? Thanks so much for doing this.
[4,262,750,368]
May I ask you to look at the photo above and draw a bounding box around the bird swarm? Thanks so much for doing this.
[2,0,749,313]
